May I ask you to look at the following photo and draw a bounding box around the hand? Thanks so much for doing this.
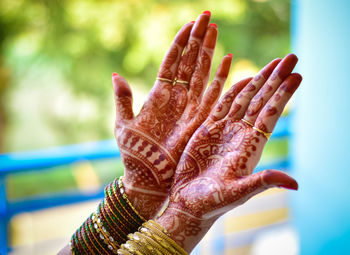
[112,11,232,219]
[157,54,302,252]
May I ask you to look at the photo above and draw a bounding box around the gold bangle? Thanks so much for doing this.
[156,77,173,83]
[117,249,133,255]
[135,232,170,255]
[143,221,187,255]
[123,240,151,255]
[252,126,272,140]
[139,226,178,254]
[129,233,158,255]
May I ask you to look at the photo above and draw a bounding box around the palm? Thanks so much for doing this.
[171,118,266,219]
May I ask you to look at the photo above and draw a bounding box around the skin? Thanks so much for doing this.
[58,12,231,254]
[156,54,302,253]
[113,12,233,220]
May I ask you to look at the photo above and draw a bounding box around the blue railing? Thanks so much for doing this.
[0,116,291,254]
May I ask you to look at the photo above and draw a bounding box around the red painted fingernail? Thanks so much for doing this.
[203,10,211,17]
[227,53,233,58]
[209,23,217,28]
[112,72,119,77]
[190,21,195,24]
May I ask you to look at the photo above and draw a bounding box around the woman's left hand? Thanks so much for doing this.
[112,12,232,219]
[157,54,302,252]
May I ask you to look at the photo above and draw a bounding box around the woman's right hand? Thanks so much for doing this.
[157,54,302,253]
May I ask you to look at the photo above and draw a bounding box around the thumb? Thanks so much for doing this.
[235,170,298,203]
[112,72,134,122]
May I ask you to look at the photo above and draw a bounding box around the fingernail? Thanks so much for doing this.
[112,72,119,77]
[203,10,211,17]
[227,53,233,58]
[190,21,195,24]
[209,23,217,29]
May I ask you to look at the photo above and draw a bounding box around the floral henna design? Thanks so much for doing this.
[157,54,302,253]
[112,12,235,219]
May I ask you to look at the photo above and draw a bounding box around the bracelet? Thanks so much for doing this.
[70,176,146,254]
[118,220,188,255]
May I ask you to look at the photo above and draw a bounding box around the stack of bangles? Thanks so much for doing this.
[70,176,187,255]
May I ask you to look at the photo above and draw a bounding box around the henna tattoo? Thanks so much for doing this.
[189,49,212,99]
[158,46,179,79]
[155,55,300,253]
[114,15,232,220]
[246,96,264,116]
[177,40,200,82]
[115,97,133,123]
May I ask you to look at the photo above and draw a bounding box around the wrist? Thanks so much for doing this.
[122,176,168,219]
[155,205,216,253]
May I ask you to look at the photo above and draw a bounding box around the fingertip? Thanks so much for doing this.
[227,53,233,58]
[174,22,194,46]
[217,55,232,77]
[273,54,299,79]
[279,178,299,191]
[272,58,282,64]
[209,23,217,29]
[262,170,298,191]
[203,25,218,48]
[192,11,211,38]
[282,53,298,67]
[202,10,211,17]
[260,58,282,79]
[291,72,303,82]
[285,53,298,62]
[112,74,132,98]
[279,73,303,94]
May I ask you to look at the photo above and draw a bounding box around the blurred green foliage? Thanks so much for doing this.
[0,0,290,152]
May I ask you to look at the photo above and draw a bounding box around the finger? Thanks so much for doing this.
[188,23,218,102]
[112,73,134,122]
[226,170,298,210]
[243,54,298,124]
[244,169,298,192]
[157,22,195,81]
[210,77,252,121]
[255,73,302,133]
[174,11,211,88]
[227,58,281,120]
[198,54,232,120]
[140,22,194,115]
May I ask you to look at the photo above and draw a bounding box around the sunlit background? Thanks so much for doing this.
[1,0,349,254]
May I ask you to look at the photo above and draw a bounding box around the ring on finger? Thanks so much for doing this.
[242,119,254,127]
[173,78,190,89]
[156,77,173,83]
[175,79,189,85]
[252,126,272,140]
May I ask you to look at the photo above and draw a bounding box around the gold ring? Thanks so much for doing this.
[252,126,272,140]
[175,79,189,85]
[241,119,254,127]
[156,77,173,83]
